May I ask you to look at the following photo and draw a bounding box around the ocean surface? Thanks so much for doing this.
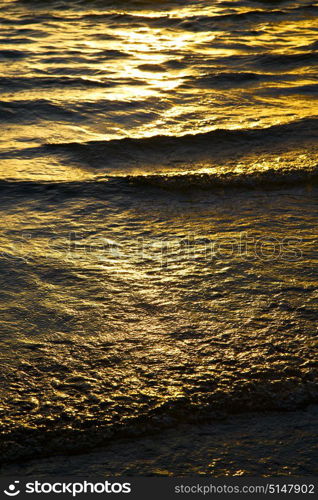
[0,0,317,474]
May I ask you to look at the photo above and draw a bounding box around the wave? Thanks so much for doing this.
[0,96,159,123]
[0,116,315,166]
[0,76,114,91]
[0,99,81,122]
[0,117,316,172]
[254,52,318,70]
[197,52,318,72]
[66,4,318,31]
[61,4,318,31]
[0,13,58,25]
[8,3,315,32]
[0,71,309,97]
[0,49,27,59]
[44,117,318,166]
[2,372,318,464]
[0,36,34,45]
[127,165,318,190]
[182,71,301,89]
[0,163,317,199]
[297,40,318,51]
[14,0,194,7]
[259,83,318,97]
[47,116,318,147]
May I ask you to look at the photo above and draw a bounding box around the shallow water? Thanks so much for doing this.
[3,406,318,476]
[0,0,317,467]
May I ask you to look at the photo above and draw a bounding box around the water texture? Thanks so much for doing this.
[0,0,317,473]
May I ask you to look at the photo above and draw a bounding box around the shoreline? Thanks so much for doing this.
[2,405,317,477]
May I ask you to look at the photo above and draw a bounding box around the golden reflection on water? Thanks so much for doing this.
[0,1,317,473]
[0,1,317,154]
